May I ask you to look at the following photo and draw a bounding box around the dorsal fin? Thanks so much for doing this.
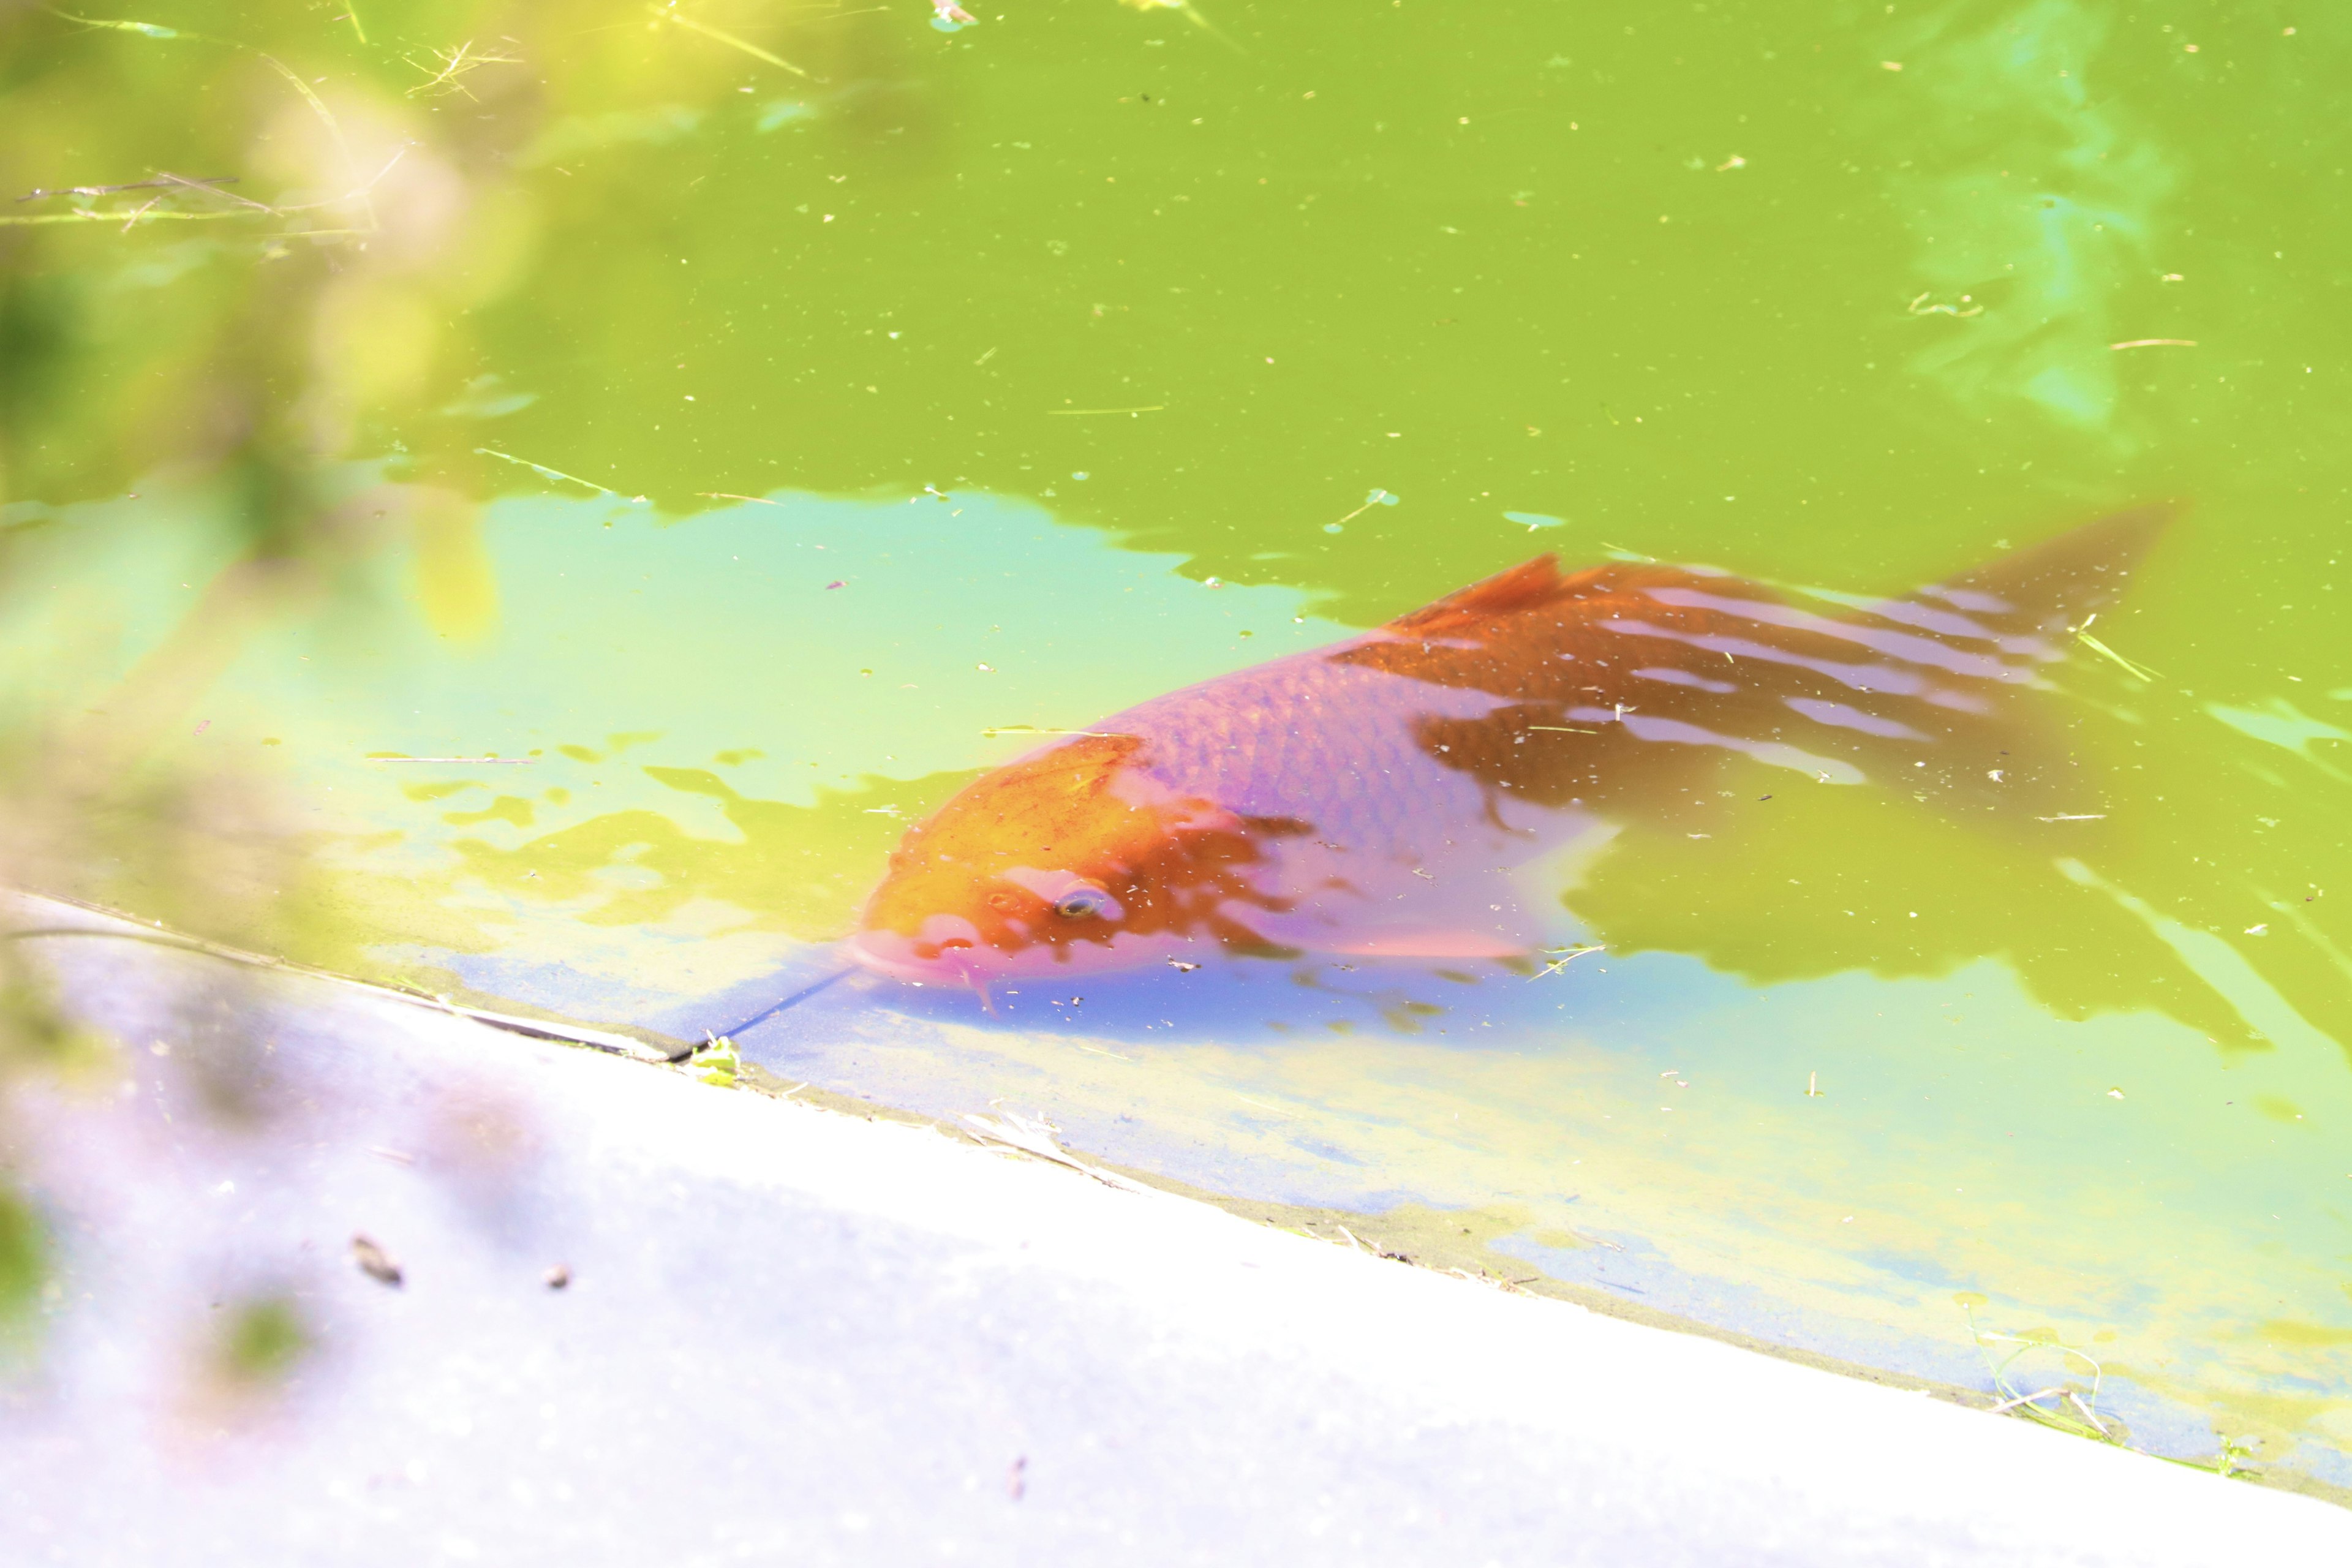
[1928,505,2174,635]
[1386,555,1571,638]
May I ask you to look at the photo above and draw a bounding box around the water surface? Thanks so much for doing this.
[2,0,2348,1490]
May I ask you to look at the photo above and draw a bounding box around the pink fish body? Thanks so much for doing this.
[851,511,2165,986]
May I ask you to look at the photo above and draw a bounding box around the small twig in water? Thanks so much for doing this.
[2071,614,2160,682]
[475,447,623,497]
[47,10,184,39]
[1988,1387,2070,1415]
[157,168,276,211]
[1907,291,1983,318]
[1327,488,1398,530]
[649,3,809,77]
[1531,943,1604,979]
[404,39,522,99]
[6,29,386,239]
[18,173,238,202]
[959,1110,1145,1192]
[1966,1304,2118,1441]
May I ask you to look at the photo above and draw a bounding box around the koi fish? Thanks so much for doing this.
[852,510,2166,986]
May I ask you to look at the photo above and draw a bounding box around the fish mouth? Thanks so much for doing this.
[851,915,1176,986]
[846,918,990,986]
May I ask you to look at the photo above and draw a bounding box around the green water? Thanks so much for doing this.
[4,0,2350,1488]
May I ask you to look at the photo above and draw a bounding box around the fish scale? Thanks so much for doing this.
[852,509,2168,981]
[1112,655,1501,862]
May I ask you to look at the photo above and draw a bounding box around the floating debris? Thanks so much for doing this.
[404,39,520,100]
[1530,944,1604,979]
[1907,291,1982,318]
[2072,614,2162,682]
[475,447,629,499]
[16,173,237,202]
[650,2,809,76]
[1325,488,1400,534]
[960,1110,1145,1192]
[350,1233,403,1288]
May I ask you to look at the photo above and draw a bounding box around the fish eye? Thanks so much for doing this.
[1052,887,1112,921]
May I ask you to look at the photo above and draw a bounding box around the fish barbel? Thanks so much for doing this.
[851,510,2167,986]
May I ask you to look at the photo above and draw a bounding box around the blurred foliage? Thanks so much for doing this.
[0,944,115,1080]
[0,0,876,951]
[213,1292,312,1388]
[0,1178,47,1340]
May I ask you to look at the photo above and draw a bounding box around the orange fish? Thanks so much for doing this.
[851,510,2166,987]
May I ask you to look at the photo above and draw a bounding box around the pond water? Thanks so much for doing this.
[2,0,2348,1492]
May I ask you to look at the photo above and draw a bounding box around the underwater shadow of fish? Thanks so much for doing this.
[846,508,2171,990]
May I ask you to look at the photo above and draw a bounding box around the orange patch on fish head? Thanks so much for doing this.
[853,734,1230,982]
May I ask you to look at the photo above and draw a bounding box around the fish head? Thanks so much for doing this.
[853,733,1258,984]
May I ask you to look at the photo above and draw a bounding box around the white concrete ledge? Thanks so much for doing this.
[2,894,2345,1564]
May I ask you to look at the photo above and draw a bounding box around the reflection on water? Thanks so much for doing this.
[1890,0,2177,434]
[2,0,2351,1497]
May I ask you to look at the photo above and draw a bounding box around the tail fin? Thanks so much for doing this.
[1870,507,2174,818]
[1626,508,2176,819]
[1352,512,2172,824]
[1926,505,2173,641]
